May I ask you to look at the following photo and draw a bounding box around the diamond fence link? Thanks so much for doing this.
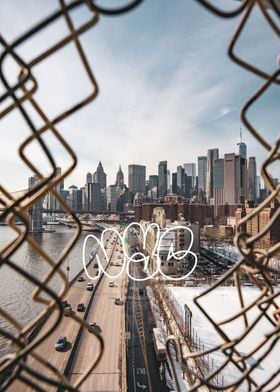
[172,1,280,391]
[0,0,279,391]
[0,1,142,391]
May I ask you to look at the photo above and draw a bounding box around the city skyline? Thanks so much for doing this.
[63,138,270,191]
[1,0,279,192]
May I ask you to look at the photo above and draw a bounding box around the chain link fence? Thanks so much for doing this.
[0,0,279,391]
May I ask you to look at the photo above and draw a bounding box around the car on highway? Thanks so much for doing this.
[89,322,102,334]
[77,303,85,312]
[86,282,94,291]
[109,282,114,287]
[61,300,68,308]
[77,276,84,282]
[64,303,73,317]
[55,336,67,351]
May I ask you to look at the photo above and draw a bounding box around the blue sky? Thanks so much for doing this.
[0,0,279,191]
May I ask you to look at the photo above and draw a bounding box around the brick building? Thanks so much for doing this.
[235,200,280,249]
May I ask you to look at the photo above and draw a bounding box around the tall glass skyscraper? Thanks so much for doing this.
[197,156,207,191]
[206,148,219,201]
[128,164,146,194]
[183,163,196,188]
[158,161,168,198]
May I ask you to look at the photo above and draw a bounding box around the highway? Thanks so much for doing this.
[7,226,172,392]
[126,232,171,392]
[69,243,127,391]
[8,231,118,391]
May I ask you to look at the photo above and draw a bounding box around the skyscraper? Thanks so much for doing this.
[184,175,193,198]
[68,185,83,210]
[172,173,177,194]
[224,153,236,204]
[183,163,196,188]
[177,165,185,196]
[224,153,247,204]
[197,156,207,191]
[128,164,146,194]
[206,148,219,201]
[237,128,247,159]
[167,170,171,193]
[236,155,247,204]
[158,161,168,198]
[213,159,224,204]
[86,172,92,184]
[248,157,257,202]
[107,185,118,212]
[87,182,101,212]
[115,165,124,188]
[93,161,107,190]
[148,175,158,198]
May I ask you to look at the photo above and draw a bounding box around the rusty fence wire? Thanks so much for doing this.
[0,0,279,391]
[0,1,142,391]
[169,1,280,391]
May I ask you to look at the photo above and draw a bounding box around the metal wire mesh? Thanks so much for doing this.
[0,1,142,390]
[0,0,279,391]
[173,1,280,391]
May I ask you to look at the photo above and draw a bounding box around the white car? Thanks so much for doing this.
[86,283,94,291]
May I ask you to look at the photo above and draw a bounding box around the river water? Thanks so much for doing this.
[0,225,97,356]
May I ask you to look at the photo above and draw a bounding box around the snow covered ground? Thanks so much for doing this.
[168,286,280,391]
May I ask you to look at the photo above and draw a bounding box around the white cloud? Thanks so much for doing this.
[1,0,279,191]
[216,106,236,119]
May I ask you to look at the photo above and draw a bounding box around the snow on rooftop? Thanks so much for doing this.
[168,286,280,390]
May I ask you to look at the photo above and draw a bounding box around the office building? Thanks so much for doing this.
[107,185,118,212]
[177,166,185,196]
[172,173,177,194]
[248,157,257,202]
[148,175,158,199]
[139,207,200,276]
[115,165,124,188]
[68,185,83,211]
[158,161,168,198]
[87,182,101,212]
[93,161,107,190]
[256,175,261,200]
[224,153,247,204]
[167,169,171,193]
[185,175,193,198]
[213,159,224,205]
[184,163,196,188]
[236,200,280,249]
[206,148,219,201]
[86,172,92,184]
[237,128,247,159]
[128,164,146,194]
[198,156,207,191]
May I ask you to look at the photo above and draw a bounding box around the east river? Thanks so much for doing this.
[0,225,96,356]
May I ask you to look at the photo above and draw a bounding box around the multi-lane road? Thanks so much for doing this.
[69,246,127,391]
[8,227,172,392]
[9,230,126,391]
[126,231,171,392]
